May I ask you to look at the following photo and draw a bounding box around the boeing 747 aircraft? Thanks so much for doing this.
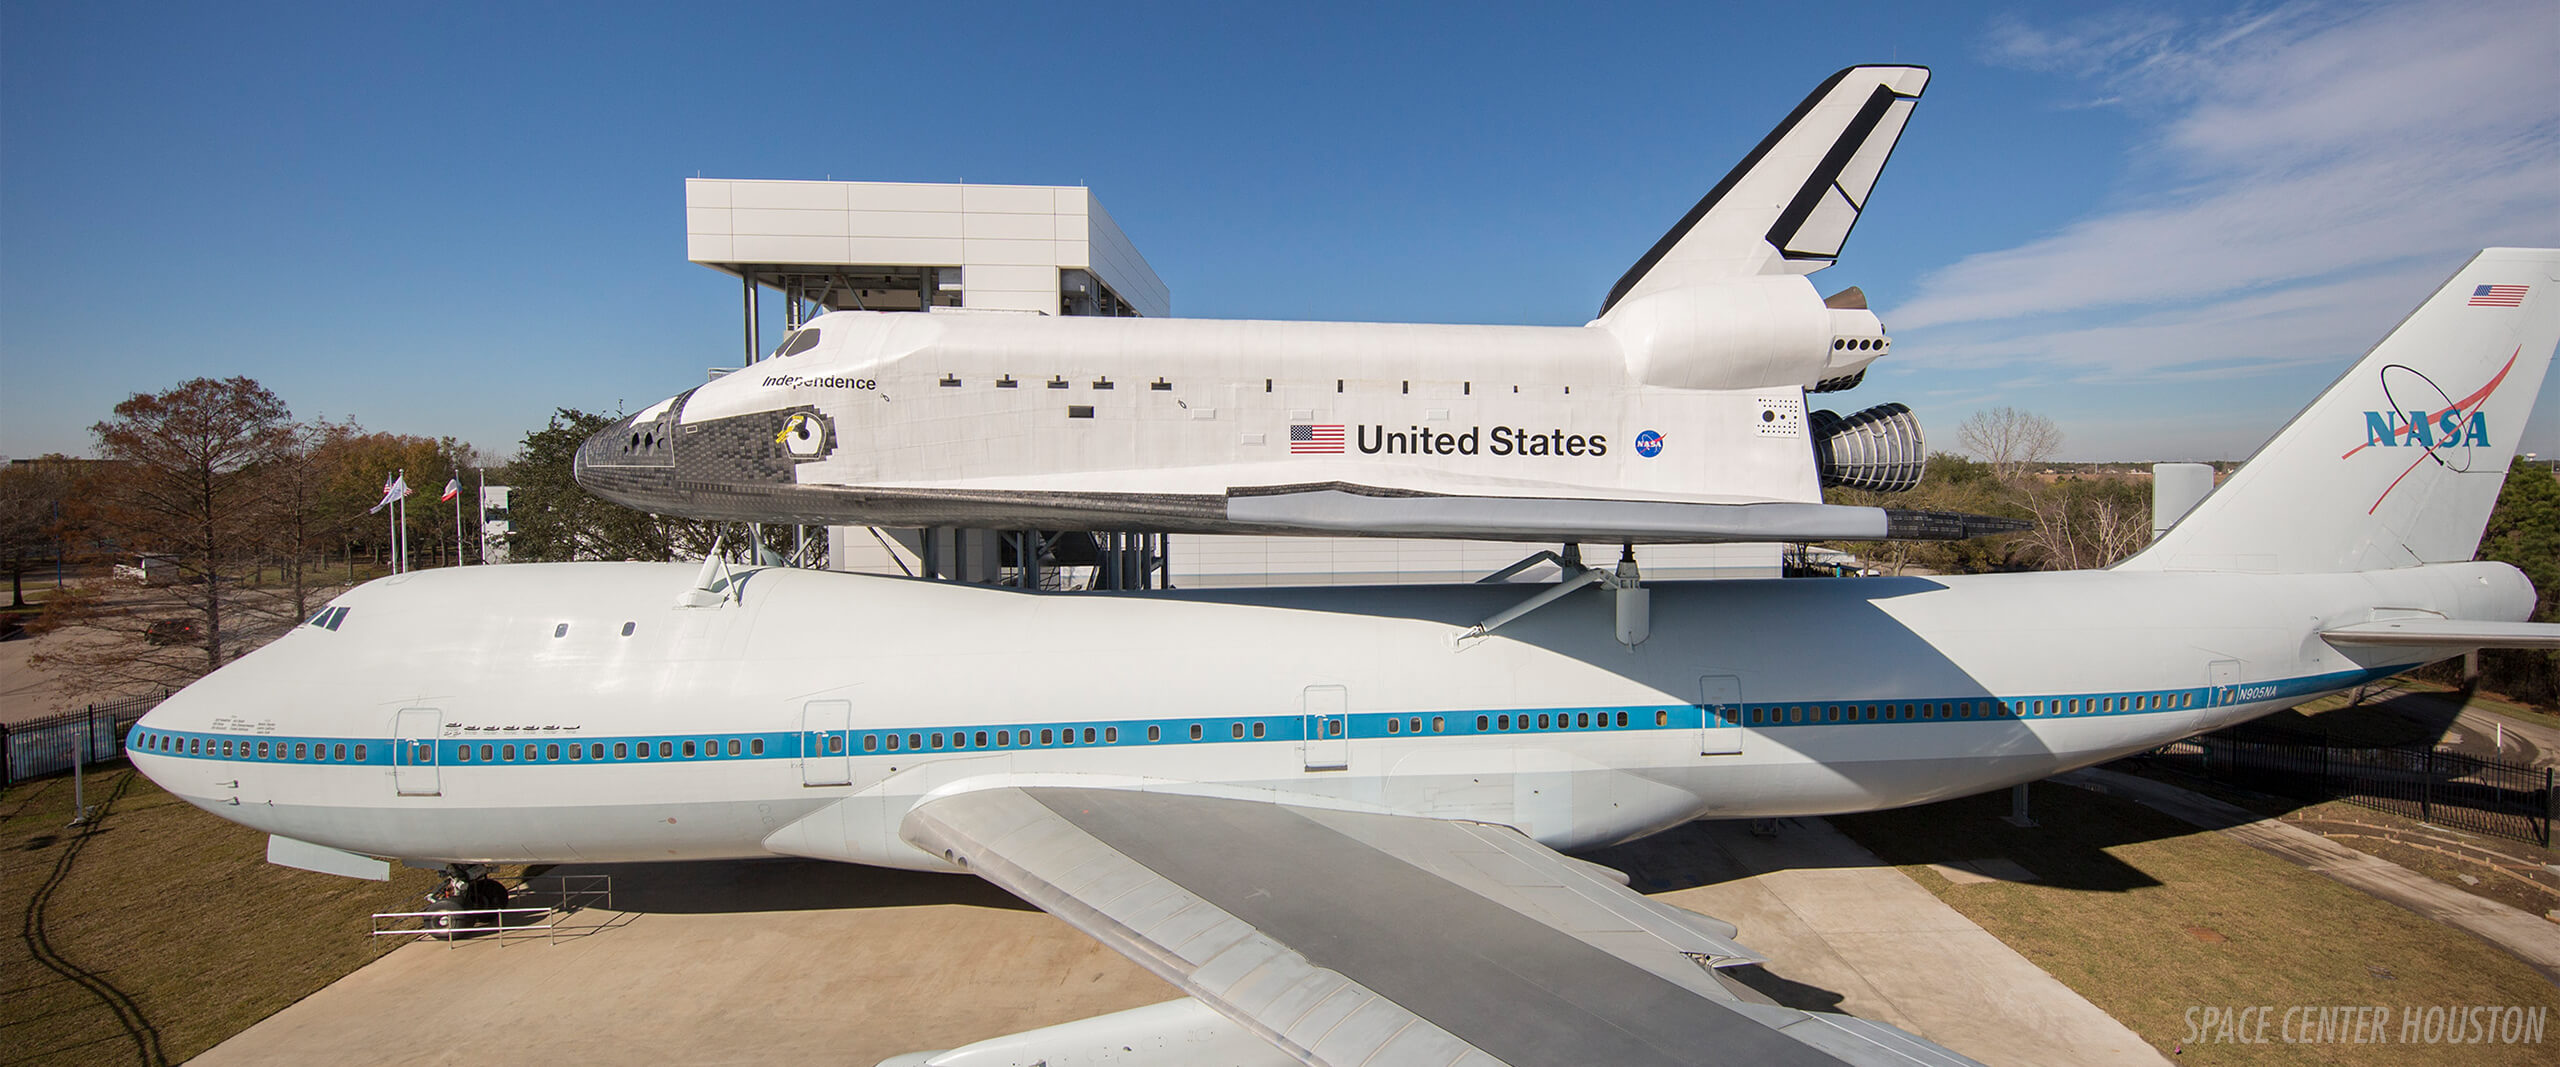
[126,250,2560,1065]
[571,66,2029,546]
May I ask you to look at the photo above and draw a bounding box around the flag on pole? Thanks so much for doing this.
[441,478,461,502]
[369,473,412,514]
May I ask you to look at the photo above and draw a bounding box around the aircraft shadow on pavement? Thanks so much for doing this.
[529,857,1037,915]
[1583,778,2209,896]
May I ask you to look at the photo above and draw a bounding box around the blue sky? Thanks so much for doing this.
[5,1,2555,463]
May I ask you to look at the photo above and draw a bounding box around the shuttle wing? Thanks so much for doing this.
[1227,485,2027,543]
[902,785,1982,1067]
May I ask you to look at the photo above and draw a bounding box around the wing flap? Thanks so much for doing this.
[904,784,1980,1067]
[2320,619,2560,649]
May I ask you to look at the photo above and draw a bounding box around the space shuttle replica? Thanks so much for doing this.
[577,66,2021,544]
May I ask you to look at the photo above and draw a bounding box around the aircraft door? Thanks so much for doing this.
[801,700,853,786]
[393,707,441,797]
[1302,685,1348,771]
[1699,675,1743,755]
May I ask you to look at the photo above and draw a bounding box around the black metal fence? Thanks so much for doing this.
[2,691,165,787]
[2152,729,2555,847]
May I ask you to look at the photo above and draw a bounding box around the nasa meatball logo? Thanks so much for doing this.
[1634,430,1665,458]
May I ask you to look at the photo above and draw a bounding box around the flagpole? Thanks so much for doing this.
[396,469,408,574]
[453,479,463,568]
[477,471,487,564]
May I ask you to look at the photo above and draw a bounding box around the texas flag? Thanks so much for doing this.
[441,478,461,502]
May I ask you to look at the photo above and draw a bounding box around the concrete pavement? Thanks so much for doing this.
[195,820,2159,1066]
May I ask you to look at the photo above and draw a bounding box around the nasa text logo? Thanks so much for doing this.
[1634,430,1665,458]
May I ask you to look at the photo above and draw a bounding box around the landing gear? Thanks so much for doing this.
[423,864,510,939]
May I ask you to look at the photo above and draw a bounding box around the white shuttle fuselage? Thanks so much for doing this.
[573,67,1938,542]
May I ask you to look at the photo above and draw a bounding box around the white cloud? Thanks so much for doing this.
[1892,1,2559,338]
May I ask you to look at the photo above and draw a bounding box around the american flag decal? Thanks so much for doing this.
[1289,424,1344,454]
[2469,284,2528,307]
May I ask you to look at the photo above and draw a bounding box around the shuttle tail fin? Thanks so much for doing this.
[2119,249,2560,574]
[1597,65,1929,316]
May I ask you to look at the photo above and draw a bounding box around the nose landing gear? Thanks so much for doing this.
[423,864,512,939]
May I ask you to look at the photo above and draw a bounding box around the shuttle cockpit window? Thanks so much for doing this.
[770,328,821,359]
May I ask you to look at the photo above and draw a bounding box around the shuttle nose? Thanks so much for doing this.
[574,398,685,514]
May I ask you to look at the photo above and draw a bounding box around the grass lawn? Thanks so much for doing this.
[1832,784,2560,1066]
[2,766,441,1066]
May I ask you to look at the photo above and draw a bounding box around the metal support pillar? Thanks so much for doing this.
[2002,782,2036,828]
[742,271,761,364]
[784,278,804,330]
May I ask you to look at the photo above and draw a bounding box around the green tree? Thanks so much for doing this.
[2475,458,2560,705]
[502,409,718,562]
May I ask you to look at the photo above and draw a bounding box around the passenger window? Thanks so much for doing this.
[334,744,347,761]
[1146,726,1159,742]
[1498,715,1511,729]
[503,744,516,760]
[659,741,672,758]
[1654,710,1667,726]
[1750,709,1763,725]
[975,732,988,747]
[1575,713,1588,728]
[613,743,626,758]
[907,733,920,750]
[569,745,582,761]
[293,743,306,759]
[1432,717,1444,732]
[554,623,568,638]
[1614,712,1626,727]
[750,739,763,755]
[1041,729,1054,745]
[1477,715,1490,731]
[355,744,367,760]
[998,730,1011,746]
[1252,722,1265,738]
[887,734,900,751]
[459,747,473,762]
[1231,722,1244,739]
[1387,719,1400,734]
[1083,728,1095,744]
[931,733,944,749]
[547,744,560,760]
[1538,714,1551,729]
[683,741,696,758]
[1104,727,1117,743]
[864,735,879,752]
[1188,724,1202,740]
[727,739,740,756]
[827,736,843,755]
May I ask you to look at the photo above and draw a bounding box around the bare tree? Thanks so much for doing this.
[0,458,75,608]
[1956,407,2063,481]
[32,377,296,692]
